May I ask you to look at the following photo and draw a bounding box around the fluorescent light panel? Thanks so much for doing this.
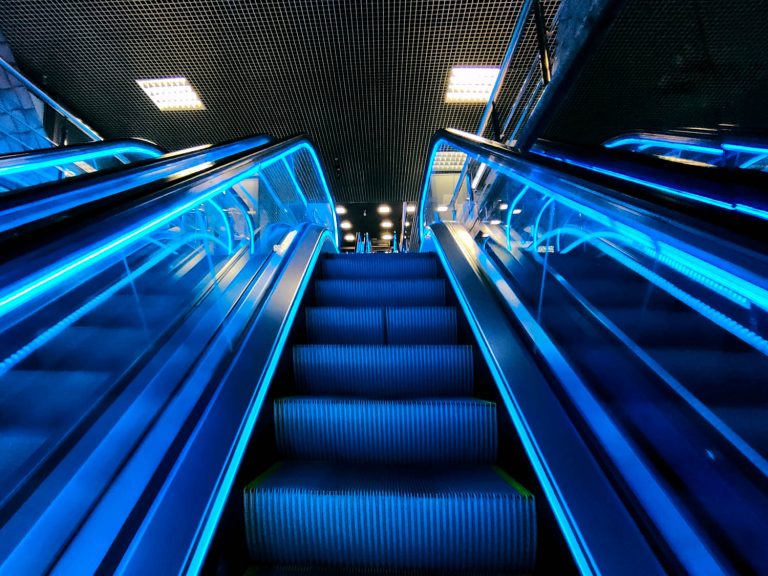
[445,67,500,103]
[137,77,205,111]
[433,151,467,172]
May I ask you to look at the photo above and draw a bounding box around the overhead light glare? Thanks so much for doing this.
[406,204,416,213]
[489,219,502,225]
[436,205,449,213]
[381,233,393,241]
[377,204,392,215]
[499,203,509,211]
[380,219,393,228]
[512,208,523,215]
[445,67,500,103]
[336,205,347,215]
[340,220,352,230]
[343,233,355,242]
[136,77,205,111]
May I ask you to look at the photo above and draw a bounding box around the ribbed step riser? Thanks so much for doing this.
[245,490,536,572]
[322,256,438,279]
[293,345,473,397]
[315,280,445,307]
[305,307,457,345]
[275,398,497,464]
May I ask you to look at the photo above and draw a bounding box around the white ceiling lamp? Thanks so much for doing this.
[340,220,352,230]
[445,67,500,104]
[336,205,347,215]
[512,208,523,215]
[499,203,509,211]
[380,219,393,228]
[136,77,205,111]
[436,205,448,213]
[406,204,416,213]
[489,219,502,225]
[343,233,355,242]
[377,204,392,215]
[381,233,393,241]
[433,151,467,172]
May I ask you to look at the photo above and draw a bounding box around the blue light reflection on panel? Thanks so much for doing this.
[0,144,162,177]
[0,141,338,320]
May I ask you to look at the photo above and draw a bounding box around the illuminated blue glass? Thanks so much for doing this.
[0,140,337,320]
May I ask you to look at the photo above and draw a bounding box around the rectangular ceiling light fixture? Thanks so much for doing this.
[136,77,206,111]
[433,151,467,172]
[445,67,500,103]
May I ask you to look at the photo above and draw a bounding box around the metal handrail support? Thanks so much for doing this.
[0,55,102,142]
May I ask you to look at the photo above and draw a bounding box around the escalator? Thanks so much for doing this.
[0,127,766,575]
[198,251,592,575]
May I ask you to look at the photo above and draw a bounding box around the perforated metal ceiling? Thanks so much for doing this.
[0,0,536,204]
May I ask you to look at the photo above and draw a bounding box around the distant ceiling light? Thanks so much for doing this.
[445,67,500,104]
[377,204,392,215]
[382,233,393,241]
[489,219,502,225]
[336,205,347,215]
[405,221,411,227]
[340,220,352,230]
[436,205,449,213]
[343,233,355,242]
[136,77,205,111]
[499,203,509,211]
[406,204,416,213]
[380,219,393,228]
[433,151,467,172]
[512,208,523,215]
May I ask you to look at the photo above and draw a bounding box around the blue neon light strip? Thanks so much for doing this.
[533,148,768,222]
[0,144,162,177]
[0,141,338,319]
[605,137,724,157]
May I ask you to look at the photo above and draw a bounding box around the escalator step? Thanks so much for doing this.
[315,280,445,307]
[244,461,536,572]
[293,345,473,397]
[321,254,438,279]
[304,307,457,345]
[274,397,496,464]
[386,307,457,344]
[305,308,385,344]
[246,566,515,575]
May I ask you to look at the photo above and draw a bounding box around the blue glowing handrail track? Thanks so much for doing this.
[0,134,272,234]
[0,138,164,179]
[0,135,337,320]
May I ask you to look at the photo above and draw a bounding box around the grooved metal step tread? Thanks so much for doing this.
[314,279,445,307]
[245,461,535,573]
[305,307,457,344]
[321,254,439,279]
[293,345,473,397]
[275,397,497,464]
